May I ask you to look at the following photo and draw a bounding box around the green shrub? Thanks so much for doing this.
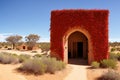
[111,47,116,52]
[39,42,50,52]
[41,57,65,74]
[19,57,66,74]
[41,57,57,74]
[8,55,19,64]
[33,54,42,58]
[11,53,18,57]
[31,51,37,53]
[18,54,31,63]
[110,52,118,60]
[97,70,120,80]
[117,53,120,61]
[56,60,66,70]
[100,59,117,69]
[91,61,100,68]
[110,52,120,61]
[0,53,19,64]
[20,58,46,74]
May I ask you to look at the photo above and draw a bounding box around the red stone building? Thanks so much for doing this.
[17,43,28,50]
[17,43,39,51]
[50,9,109,64]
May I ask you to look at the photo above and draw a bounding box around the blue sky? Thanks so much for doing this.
[0,0,120,42]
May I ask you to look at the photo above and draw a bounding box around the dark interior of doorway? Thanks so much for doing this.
[77,42,83,58]
[68,42,83,58]
[23,46,26,49]
[68,42,88,65]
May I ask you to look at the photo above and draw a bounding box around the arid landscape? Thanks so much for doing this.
[1,0,120,80]
[0,42,120,80]
[0,49,72,80]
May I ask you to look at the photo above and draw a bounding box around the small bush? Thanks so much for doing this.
[100,59,117,69]
[111,47,116,52]
[41,57,65,74]
[11,53,18,57]
[91,61,100,68]
[33,54,42,58]
[31,51,37,53]
[19,57,66,74]
[97,70,120,80]
[39,42,50,52]
[0,53,19,64]
[110,52,118,60]
[41,57,57,74]
[20,58,46,74]
[117,53,120,61]
[18,54,31,63]
[110,52,120,61]
[56,60,66,70]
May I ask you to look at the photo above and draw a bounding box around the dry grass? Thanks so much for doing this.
[24,65,72,80]
[0,49,72,80]
[87,61,120,80]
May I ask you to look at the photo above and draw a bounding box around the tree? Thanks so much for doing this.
[25,34,40,50]
[6,35,22,49]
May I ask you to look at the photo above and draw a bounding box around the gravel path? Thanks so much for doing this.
[64,64,88,80]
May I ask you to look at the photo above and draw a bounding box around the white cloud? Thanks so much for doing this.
[0,33,14,42]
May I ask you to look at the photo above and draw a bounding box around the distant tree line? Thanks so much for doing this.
[109,42,120,47]
[4,34,40,49]
[38,42,50,52]
[0,34,50,51]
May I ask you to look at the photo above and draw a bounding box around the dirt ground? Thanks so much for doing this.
[87,62,120,80]
[0,49,120,80]
[24,65,72,80]
[87,68,108,80]
[0,49,72,80]
[0,64,27,80]
[0,63,72,80]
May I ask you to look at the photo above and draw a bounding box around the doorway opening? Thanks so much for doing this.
[77,42,83,58]
[68,31,88,65]
[23,46,26,49]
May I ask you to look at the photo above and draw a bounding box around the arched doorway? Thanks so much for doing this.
[68,31,88,64]
[23,46,26,49]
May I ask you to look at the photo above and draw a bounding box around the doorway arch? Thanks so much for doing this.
[68,31,88,59]
[63,28,93,64]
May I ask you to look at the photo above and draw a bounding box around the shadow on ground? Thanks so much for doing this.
[68,58,88,65]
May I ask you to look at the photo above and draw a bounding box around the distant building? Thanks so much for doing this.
[17,43,39,51]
